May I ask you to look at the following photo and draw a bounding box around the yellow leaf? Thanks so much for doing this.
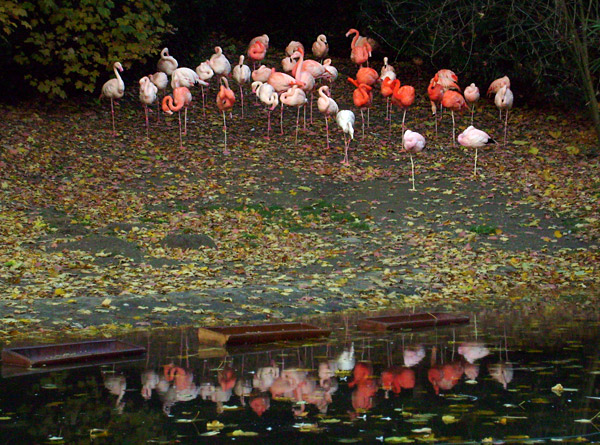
[101,298,112,308]
[528,146,539,155]
[54,288,66,296]
[442,415,459,424]
[231,430,258,437]
[554,230,563,238]
[207,420,225,430]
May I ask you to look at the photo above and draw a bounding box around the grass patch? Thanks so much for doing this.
[468,224,498,235]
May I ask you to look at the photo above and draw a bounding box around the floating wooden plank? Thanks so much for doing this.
[358,312,469,331]
[198,322,331,346]
[1,339,146,368]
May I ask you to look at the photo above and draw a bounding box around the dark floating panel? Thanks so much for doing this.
[197,322,331,346]
[358,312,470,331]
[1,340,146,368]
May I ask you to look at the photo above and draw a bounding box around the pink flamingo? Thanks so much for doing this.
[252,65,272,83]
[346,29,372,66]
[149,72,167,122]
[290,48,316,126]
[100,61,124,137]
[252,81,279,139]
[317,85,339,149]
[487,75,510,97]
[232,55,251,118]
[458,126,496,176]
[401,130,426,191]
[162,87,192,148]
[380,57,396,80]
[157,48,178,75]
[247,34,269,69]
[171,67,206,90]
[494,85,514,146]
[464,83,480,125]
[267,68,300,134]
[285,40,304,57]
[312,34,329,61]
[216,77,235,154]
[280,85,307,144]
[139,76,158,139]
[195,61,214,116]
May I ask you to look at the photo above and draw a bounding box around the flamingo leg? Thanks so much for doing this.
[474,147,478,177]
[201,85,206,117]
[267,109,271,139]
[144,104,149,140]
[367,107,370,129]
[240,85,245,119]
[325,115,330,149]
[303,104,307,131]
[280,104,284,135]
[504,109,509,146]
[389,104,393,135]
[295,106,300,145]
[401,109,407,141]
[360,109,365,139]
[470,103,475,125]
[110,98,116,137]
[184,107,188,136]
[410,154,416,191]
[451,111,456,148]
[223,111,229,155]
[178,111,183,149]
[310,91,314,125]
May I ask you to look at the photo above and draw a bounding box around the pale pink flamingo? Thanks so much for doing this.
[401,130,426,191]
[290,49,316,126]
[252,65,272,83]
[441,90,468,147]
[100,61,124,137]
[380,57,396,80]
[282,55,296,73]
[322,59,338,92]
[458,125,496,176]
[487,75,510,96]
[209,46,231,79]
[232,55,251,118]
[162,87,192,148]
[216,77,235,154]
[285,40,304,57]
[336,110,355,165]
[139,76,158,139]
[195,61,214,116]
[312,34,329,61]
[346,29,372,66]
[252,81,279,138]
[464,83,480,125]
[494,85,513,146]
[280,85,307,144]
[157,48,178,75]
[171,67,207,90]
[317,85,339,149]
[267,68,300,134]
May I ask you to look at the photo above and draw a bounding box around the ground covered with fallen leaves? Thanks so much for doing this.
[1,51,599,340]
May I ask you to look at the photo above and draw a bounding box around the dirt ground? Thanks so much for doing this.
[1,53,599,341]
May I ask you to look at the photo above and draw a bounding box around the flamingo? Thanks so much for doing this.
[401,130,426,191]
[252,81,279,138]
[282,55,296,73]
[171,67,207,90]
[195,61,214,116]
[317,85,338,149]
[252,65,272,83]
[280,85,307,145]
[464,83,480,125]
[157,48,177,75]
[356,66,378,86]
[267,68,300,134]
[149,72,168,122]
[216,77,235,154]
[285,40,304,57]
[441,90,468,147]
[380,57,396,80]
[291,49,316,126]
[346,29,372,66]
[391,84,415,140]
[312,34,329,61]
[457,126,496,177]
[495,85,514,146]
[381,77,399,127]
[139,76,158,139]
[348,77,373,139]
[100,62,124,137]
[209,46,231,79]
[232,55,251,118]
[336,110,355,165]
[247,34,269,69]
[322,59,338,92]
[487,75,510,96]
[162,87,192,148]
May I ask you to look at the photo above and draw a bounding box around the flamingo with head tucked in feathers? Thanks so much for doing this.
[232,55,251,118]
[139,76,158,139]
[209,46,231,79]
[162,87,192,148]
[464,83,480,125]
[286,40,304,57]
[348,77,373,139]
[195,61,214,116]
[336,110,355,165]
[248,34,269,69]
[391,83,415,141]
[458,126,496,177]
[280,85,307,145]
[149,72,167,122]
[100,61,125,137]
[441,90,468,147]
[252,81,279,139]
[494,85,513,146]
[401,130,426,191]
[216,77,235,154]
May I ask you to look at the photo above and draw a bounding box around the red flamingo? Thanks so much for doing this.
[391,83,415,140]
[381,77,399,126]
[100,61,124,137]
[349,77,373,139]
[216,77,235,154]
[162,87,192,148]
[247,34,269,69]
[441,90,468,147]
[346,28,372,66]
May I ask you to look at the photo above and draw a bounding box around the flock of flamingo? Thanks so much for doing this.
[100,30,514,190]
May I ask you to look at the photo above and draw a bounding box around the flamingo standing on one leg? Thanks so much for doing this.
[209,46,231,84]
[336,110,355,165]
[280,85,307,145]
[216,77,235,154]
[100,62,124,137]
[464,83,480,125]
[381,78,398,129]
[380,58,396,122]
[348,77,373,139]
[290,49,316,128]
[441,90,469,147]
[286,41,304,57]
[322,59,338,93]
[170,68,207,134]
[232,55,251,118]
[252,81,279,139]
[157,48,178,75]
[317,85,338,149]
[139,76,158,139]
[267,67,300,134]
[458,126,496,177]
[195,61,214,116]
[162,87,192,149]
[248,34,269,70]
[312,34,329,62]
[149,72,167,122]
[391,83,415,142]
[487,75,510,118]
[494,85,514,146]
[401,130,426,191]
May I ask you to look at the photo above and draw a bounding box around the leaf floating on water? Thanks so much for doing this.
[89,429,109,439]
[384,437,413,443]
[412,428,432,434]
[320,418,341,424]
[206,420,224,430]
[230,430,259,437]
[41,383,59,389]
[574,419,593,423]
[201,431,220,436]
[442,415,459,424]
[552,383,564,395]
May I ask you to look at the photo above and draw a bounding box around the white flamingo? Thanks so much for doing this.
[157,48,178,75]
[252,81,279,138]
[195,61,214,116]
[100,61,124,137]
[139,76,158,139]
[317,85,338,149]
[336,110,355,165]
[232,55,251,118]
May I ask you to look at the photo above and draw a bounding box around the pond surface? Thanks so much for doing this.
[1,309,600,444]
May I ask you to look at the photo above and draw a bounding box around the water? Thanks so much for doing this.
[1,309,600,444]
